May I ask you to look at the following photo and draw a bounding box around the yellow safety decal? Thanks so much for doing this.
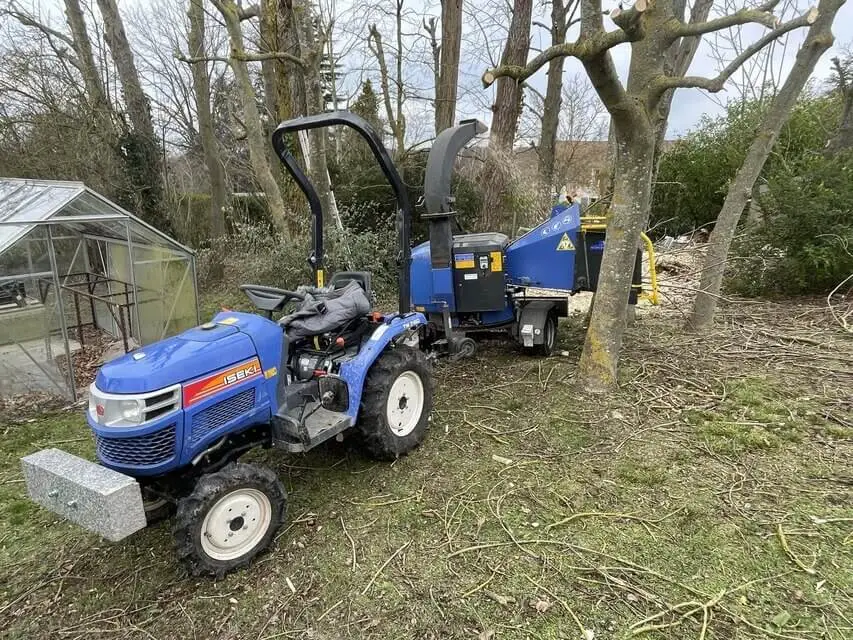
[556,233,575,251]
[218,317,240,325]
[316,269,325,287]
[414,305,425,312]
[264,367,278,379]
[490,251,503,272]
[455,260,475,269]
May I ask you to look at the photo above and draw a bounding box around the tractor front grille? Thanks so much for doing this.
[95,424,177,467]
[190,389,255,444]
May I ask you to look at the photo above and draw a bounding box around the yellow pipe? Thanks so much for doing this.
[639,231,659,305]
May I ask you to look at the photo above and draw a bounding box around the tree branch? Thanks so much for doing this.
[671,0,783,38]
[651,7,818,97]
[483,29,632,87]
[4,9,75,47]
[176,51,306,66]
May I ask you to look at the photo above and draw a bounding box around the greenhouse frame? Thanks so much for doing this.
[0,178,199,402]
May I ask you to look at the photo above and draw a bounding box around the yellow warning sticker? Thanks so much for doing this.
[264,367,278,379]
[556,233,575,251]
[218,317,240,325]
[490,251,503,272]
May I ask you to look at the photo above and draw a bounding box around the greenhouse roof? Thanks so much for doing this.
[0,178,192,255]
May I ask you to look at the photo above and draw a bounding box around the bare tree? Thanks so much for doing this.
[368,0,406,155]
[489,0,533,153]
[691,0,844,330]
[207,0,291,238]
[187,0,226,238]
[483,0,818,390]
[826,54,853,153]
[433,0,463,134]
[537,0,578,187]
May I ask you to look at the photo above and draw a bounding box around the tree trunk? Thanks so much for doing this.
[480,0,532,228]
[368,22,406,154]
[216,0,290,238]
[260,0,283,178]
[95,0,155,141]
[577,122,655,390]
[187,0,227,239]
[826,83,853,154]
[489,0,533,153]
[63,0,109,114]
[537,0,567,189]
[435,0,462,134]
[691,0,843,330]
[95,0,167,230]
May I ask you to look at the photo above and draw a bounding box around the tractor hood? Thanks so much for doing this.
[95,322,257,394]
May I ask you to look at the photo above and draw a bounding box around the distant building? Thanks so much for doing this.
[514,140,674,198]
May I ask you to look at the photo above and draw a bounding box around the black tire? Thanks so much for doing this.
[174,462,287,578]
[524,311,558,357]
[141,487,174,525]
[456,337,477,359]
[357,346,433,460]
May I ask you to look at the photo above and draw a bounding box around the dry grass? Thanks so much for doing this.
[0,292,850,639]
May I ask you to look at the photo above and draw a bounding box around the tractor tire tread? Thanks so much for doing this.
[173,462,286,579]
[357,346,433,461]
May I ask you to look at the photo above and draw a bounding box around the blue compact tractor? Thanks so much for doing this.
[23,112,651,577]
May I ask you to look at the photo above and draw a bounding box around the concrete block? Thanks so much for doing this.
[21,448,147,542]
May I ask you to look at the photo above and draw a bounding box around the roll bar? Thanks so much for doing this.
[271,111,413,315]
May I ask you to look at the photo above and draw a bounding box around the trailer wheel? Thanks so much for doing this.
[174,462,286,578]
[524,311,557,357]
[357,346,433,460]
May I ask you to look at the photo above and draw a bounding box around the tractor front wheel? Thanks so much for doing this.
[174,462,286,578]
[357,346,433,460]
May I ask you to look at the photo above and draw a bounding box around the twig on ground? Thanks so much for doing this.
[361,540,411,595]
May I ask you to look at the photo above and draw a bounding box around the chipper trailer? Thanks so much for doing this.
[21,112,655,576]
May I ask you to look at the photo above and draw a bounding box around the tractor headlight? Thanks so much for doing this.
[88,385,144,426]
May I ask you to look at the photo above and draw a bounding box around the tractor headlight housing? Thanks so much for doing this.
[88,384,179,427]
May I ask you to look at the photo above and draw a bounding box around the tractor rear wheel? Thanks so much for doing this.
[174,462,286,578]
[357,346,432,460]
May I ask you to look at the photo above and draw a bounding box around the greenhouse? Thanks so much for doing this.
[0,178,199,401]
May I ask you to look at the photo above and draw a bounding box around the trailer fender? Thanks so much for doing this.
[515,301,556,347]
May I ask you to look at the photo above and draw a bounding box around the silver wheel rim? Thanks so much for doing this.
[200,488,272,561]
[386,370,425,437]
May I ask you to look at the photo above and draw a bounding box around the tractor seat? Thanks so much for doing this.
[279,279,372,340]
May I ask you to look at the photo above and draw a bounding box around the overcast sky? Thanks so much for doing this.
[28,0,853,140]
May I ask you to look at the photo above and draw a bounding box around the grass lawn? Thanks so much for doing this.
[0,298,850,639]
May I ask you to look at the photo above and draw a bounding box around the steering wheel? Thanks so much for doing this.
[239,284,305,314]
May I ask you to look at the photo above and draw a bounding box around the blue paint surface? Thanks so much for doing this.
[504,202,580,289]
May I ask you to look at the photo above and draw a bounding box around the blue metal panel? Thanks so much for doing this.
[504,202,581,289]
[96,312,281,395]
[180,377,272,464]
[338,313,426,420]
[480,305,515,326]
[410,241,433,307]
[410,241,456,312]
[97,325,257,394]
[89,410,185,477]
[213,311,284,413]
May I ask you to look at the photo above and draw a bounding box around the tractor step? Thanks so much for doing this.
[272,406,353,453]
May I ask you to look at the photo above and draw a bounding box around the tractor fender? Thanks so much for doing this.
[515,301,556,347]
[338,313,427,420]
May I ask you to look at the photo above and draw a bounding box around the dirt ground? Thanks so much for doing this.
[1,260,851,639]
